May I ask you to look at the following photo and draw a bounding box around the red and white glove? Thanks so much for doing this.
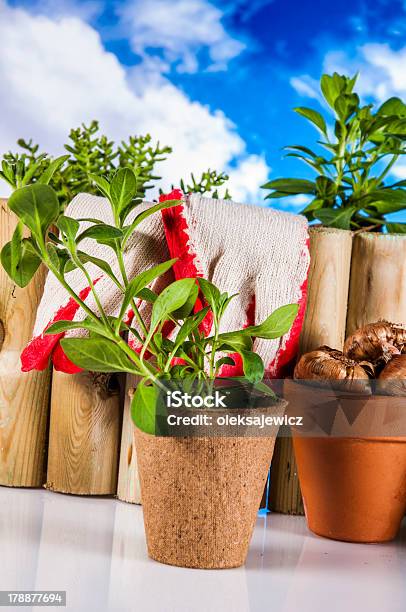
[22,190,309,376]
[161,190,310,377]
[21,193,172,373]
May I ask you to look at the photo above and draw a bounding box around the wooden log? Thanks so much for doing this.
[46,370,121,495]
[0,199,51,487]
[346,232,406,334]
[300,227,354,353]
[117,374,141,504]
[269,430,303,515]
[270,227,353,514]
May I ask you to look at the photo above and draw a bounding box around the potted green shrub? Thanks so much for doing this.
[262,73,406,515]
[262,71,406,342]
[1,170,297,568]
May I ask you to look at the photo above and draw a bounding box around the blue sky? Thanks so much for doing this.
[1,0,406,220]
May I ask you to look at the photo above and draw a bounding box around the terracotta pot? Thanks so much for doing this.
[134,400,286,569]
[287,381,406,543]
[294,436,406,543]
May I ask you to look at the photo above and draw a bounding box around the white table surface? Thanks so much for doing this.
[0,487,405,612]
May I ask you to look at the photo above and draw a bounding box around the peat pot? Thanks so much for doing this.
[134,399,286,569]
[287,380,406,543]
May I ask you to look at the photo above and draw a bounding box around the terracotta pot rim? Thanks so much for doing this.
[294,435,406,443]
[286,378,404,399]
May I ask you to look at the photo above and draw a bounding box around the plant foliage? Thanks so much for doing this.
[1,169,296,433]
[1,121,232,207]
[262,73,406,233]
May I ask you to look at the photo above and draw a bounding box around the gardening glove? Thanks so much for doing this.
[21,193,173,373]
[22,191,309,377]
[160,190,310,377]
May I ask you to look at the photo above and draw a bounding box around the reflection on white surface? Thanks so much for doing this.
[0,487,405,612]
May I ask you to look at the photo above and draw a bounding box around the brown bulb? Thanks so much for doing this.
[294,346,372,393]
[377,355,406,396]
[344,321,406,364]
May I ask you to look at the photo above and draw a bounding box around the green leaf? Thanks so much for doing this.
[45,318,109,338]
[21,154,48,187]
[46,243,61,270]
[10,222,23,277]
[315,176,337,198]
[122,199,181,242]
[88,174,111,198]
[68,251,121,287]
[136,287,157,303]
[37,155,69,185]
[57,215,80,242]
[151,278,197,330]
[385,222,406,234]
[77,223,123,245]
[251,380,277,399]
[76,218,104,225]
[294,107,327,135]
[118,258,177,323]
[1,238,41,288]
[316,206,357,229]
[366,189,406,214]
[172,282,199,319]
[301,198,324,214]
[334,93,359,121]
[284,145,319,158]
[321,73,344,108]
[215,356,235,370]
[1,161,16,188]
[110,167,138,218]
[60,337,140,373]
[8,184,59,237]
[378,97,406,117]
[245,303,299,339]
[264,191,292,199]
[173,307,210,349]
[240,350,264,383]
[131,382,159,435]
[262,178,316,194]
[197,278,221,316]
[215,332,253,351]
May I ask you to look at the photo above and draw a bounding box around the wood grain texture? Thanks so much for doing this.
[300,227,353,353]
[346,232,406,334]
[271,227,353,515]
[117,374,141,504]
[269,431,303,515]
[0,199,51,487]
[46,370,121,495]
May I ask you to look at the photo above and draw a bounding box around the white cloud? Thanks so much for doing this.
[292,42,406,107]
[290,75,321,101]
[391,164,406,180]
[116,0,245,73]
[323,44,406,102]
[0,0,268,202]
[226,155,269,203]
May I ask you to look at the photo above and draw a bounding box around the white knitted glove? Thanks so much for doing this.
[161,191,310,377]
[22,190,309,377]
